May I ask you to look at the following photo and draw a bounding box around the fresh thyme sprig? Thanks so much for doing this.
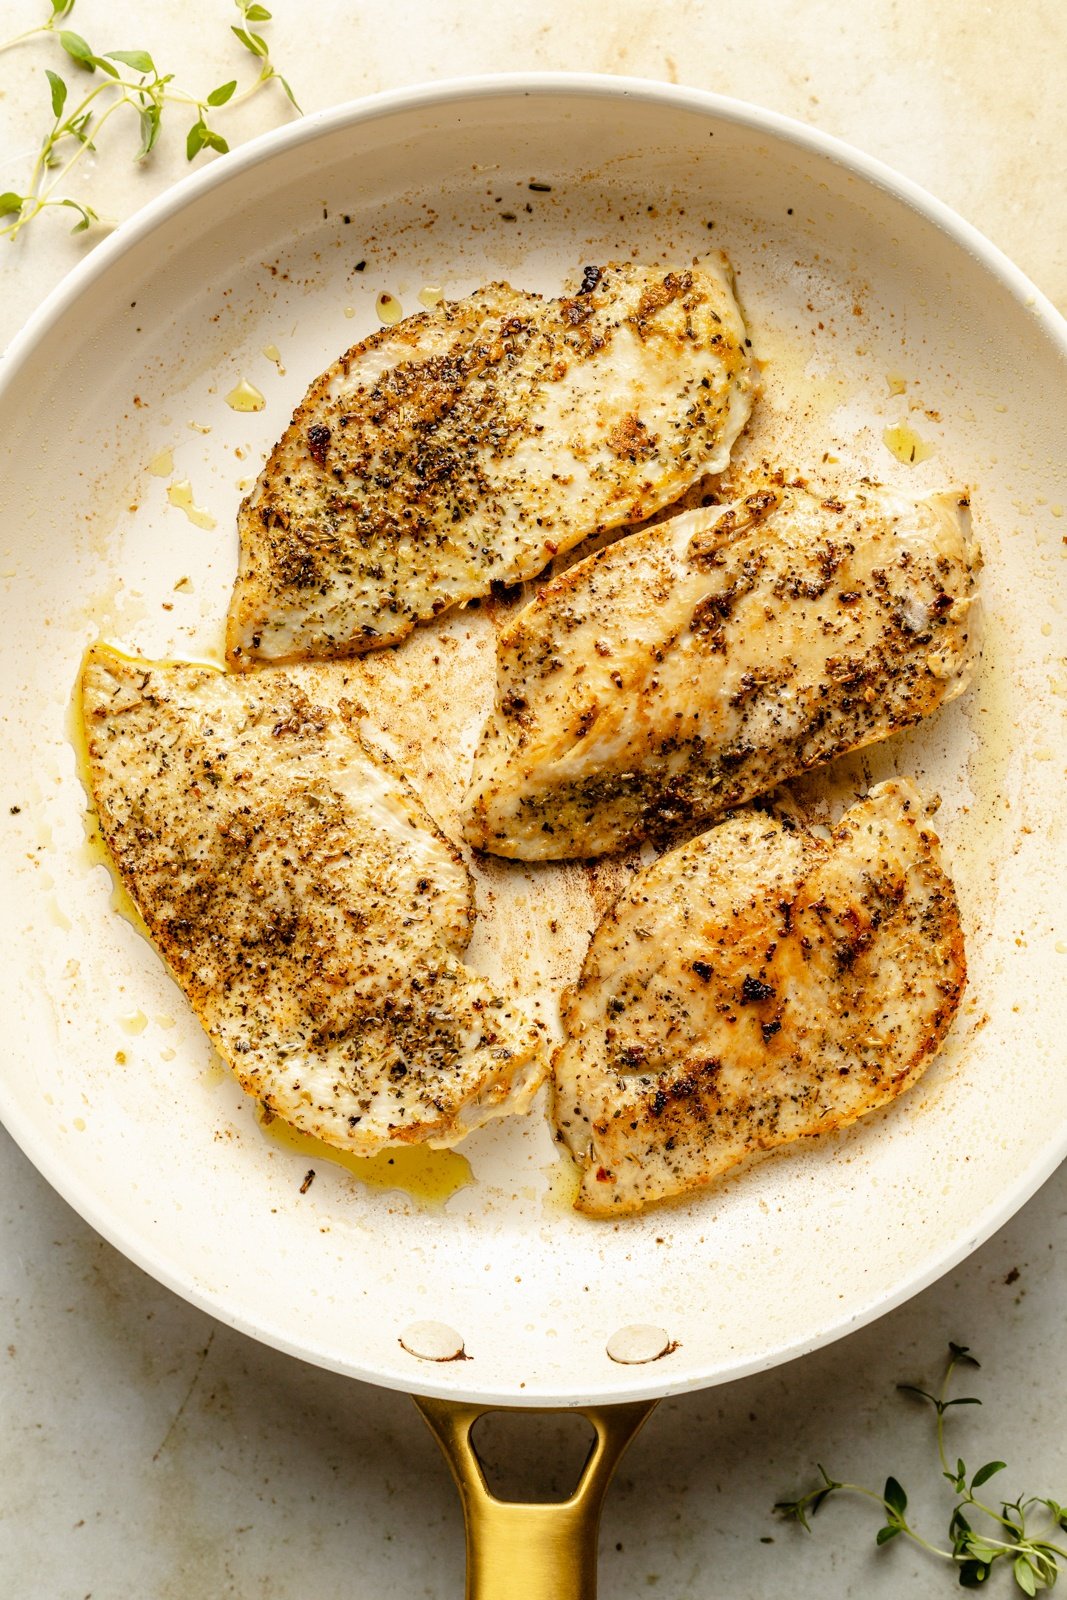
[0,0,300,240]
[775,1343,1067,1591]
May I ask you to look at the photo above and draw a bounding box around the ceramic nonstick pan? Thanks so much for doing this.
[2,76,1064,1595]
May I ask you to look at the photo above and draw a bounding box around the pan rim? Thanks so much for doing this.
[2,72,1066,1406]
[3,72,1064,395]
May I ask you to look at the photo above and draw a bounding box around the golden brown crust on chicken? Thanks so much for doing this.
[552,780,966,1215]
[79,646,545,1152]
[463,480,980,860]
[225,260,754,667]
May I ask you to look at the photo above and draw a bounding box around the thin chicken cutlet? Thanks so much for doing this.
[464,479,980,859]
[226,259,755,666]
[79,646,545,1152]
[553,780,966,1215]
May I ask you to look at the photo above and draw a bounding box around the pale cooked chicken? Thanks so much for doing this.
[553,780,965,1215]
[463,480,979,860]
[226,259,755,667]
[79,646,545,1151]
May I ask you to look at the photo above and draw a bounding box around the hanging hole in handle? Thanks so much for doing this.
[469,1410,598,1504]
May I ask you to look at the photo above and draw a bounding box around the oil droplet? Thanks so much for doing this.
[1032,747,1053,761]
[376,291,402,326]
[160,1046,176,1062]
[148,447,174,477]
[225,379,266,413]
[343,305,356,319]
[47,896,71,931]
[1041,621,1053,637]
[418,285,444,309]
[73,1116,86,1132]
[261,343,286,374]
[542,1153,580,1213]
[1056,940,1067,955]
[882,423,935,466]
[119,1009,148,1035]
[885,372,907,396]
[1052,504,1063,518]
[255,1107,472,1209]
[188,420,212,434]
[167,480,217,530]
[201,1056,228,1088]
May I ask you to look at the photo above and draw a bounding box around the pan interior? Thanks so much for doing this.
[1,83,1064,1404]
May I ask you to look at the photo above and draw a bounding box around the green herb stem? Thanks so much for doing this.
[0,23,50,56]
[168,62,283,117]
[27,75,111,191]
[0,0,77,60]
[43,88,124,186]
[935,1358,953,1476]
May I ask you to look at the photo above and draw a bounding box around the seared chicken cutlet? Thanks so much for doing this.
[464,481,979,859]
[79,646,545,1152]
[226,259,754,667]
[554,780,965,1215]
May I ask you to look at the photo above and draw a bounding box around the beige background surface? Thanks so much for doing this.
[1,2,1065,1595]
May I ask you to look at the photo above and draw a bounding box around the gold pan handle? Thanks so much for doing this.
[413,1396,658,1600]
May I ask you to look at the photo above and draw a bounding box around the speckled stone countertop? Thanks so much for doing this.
[2,3,1065,1595]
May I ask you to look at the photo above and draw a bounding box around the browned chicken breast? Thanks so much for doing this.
[553,780,965,1216]
[226,259,754,667]
[79,646,545,1152]
[463,480,979,860]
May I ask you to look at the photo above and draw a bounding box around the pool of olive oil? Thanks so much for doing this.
[255,1107,473,1209]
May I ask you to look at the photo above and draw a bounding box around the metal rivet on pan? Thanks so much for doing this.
[605,1324,675,1365]
[399,1321,468,1362]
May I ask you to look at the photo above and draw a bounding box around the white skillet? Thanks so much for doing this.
[1,74,1064,1594]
